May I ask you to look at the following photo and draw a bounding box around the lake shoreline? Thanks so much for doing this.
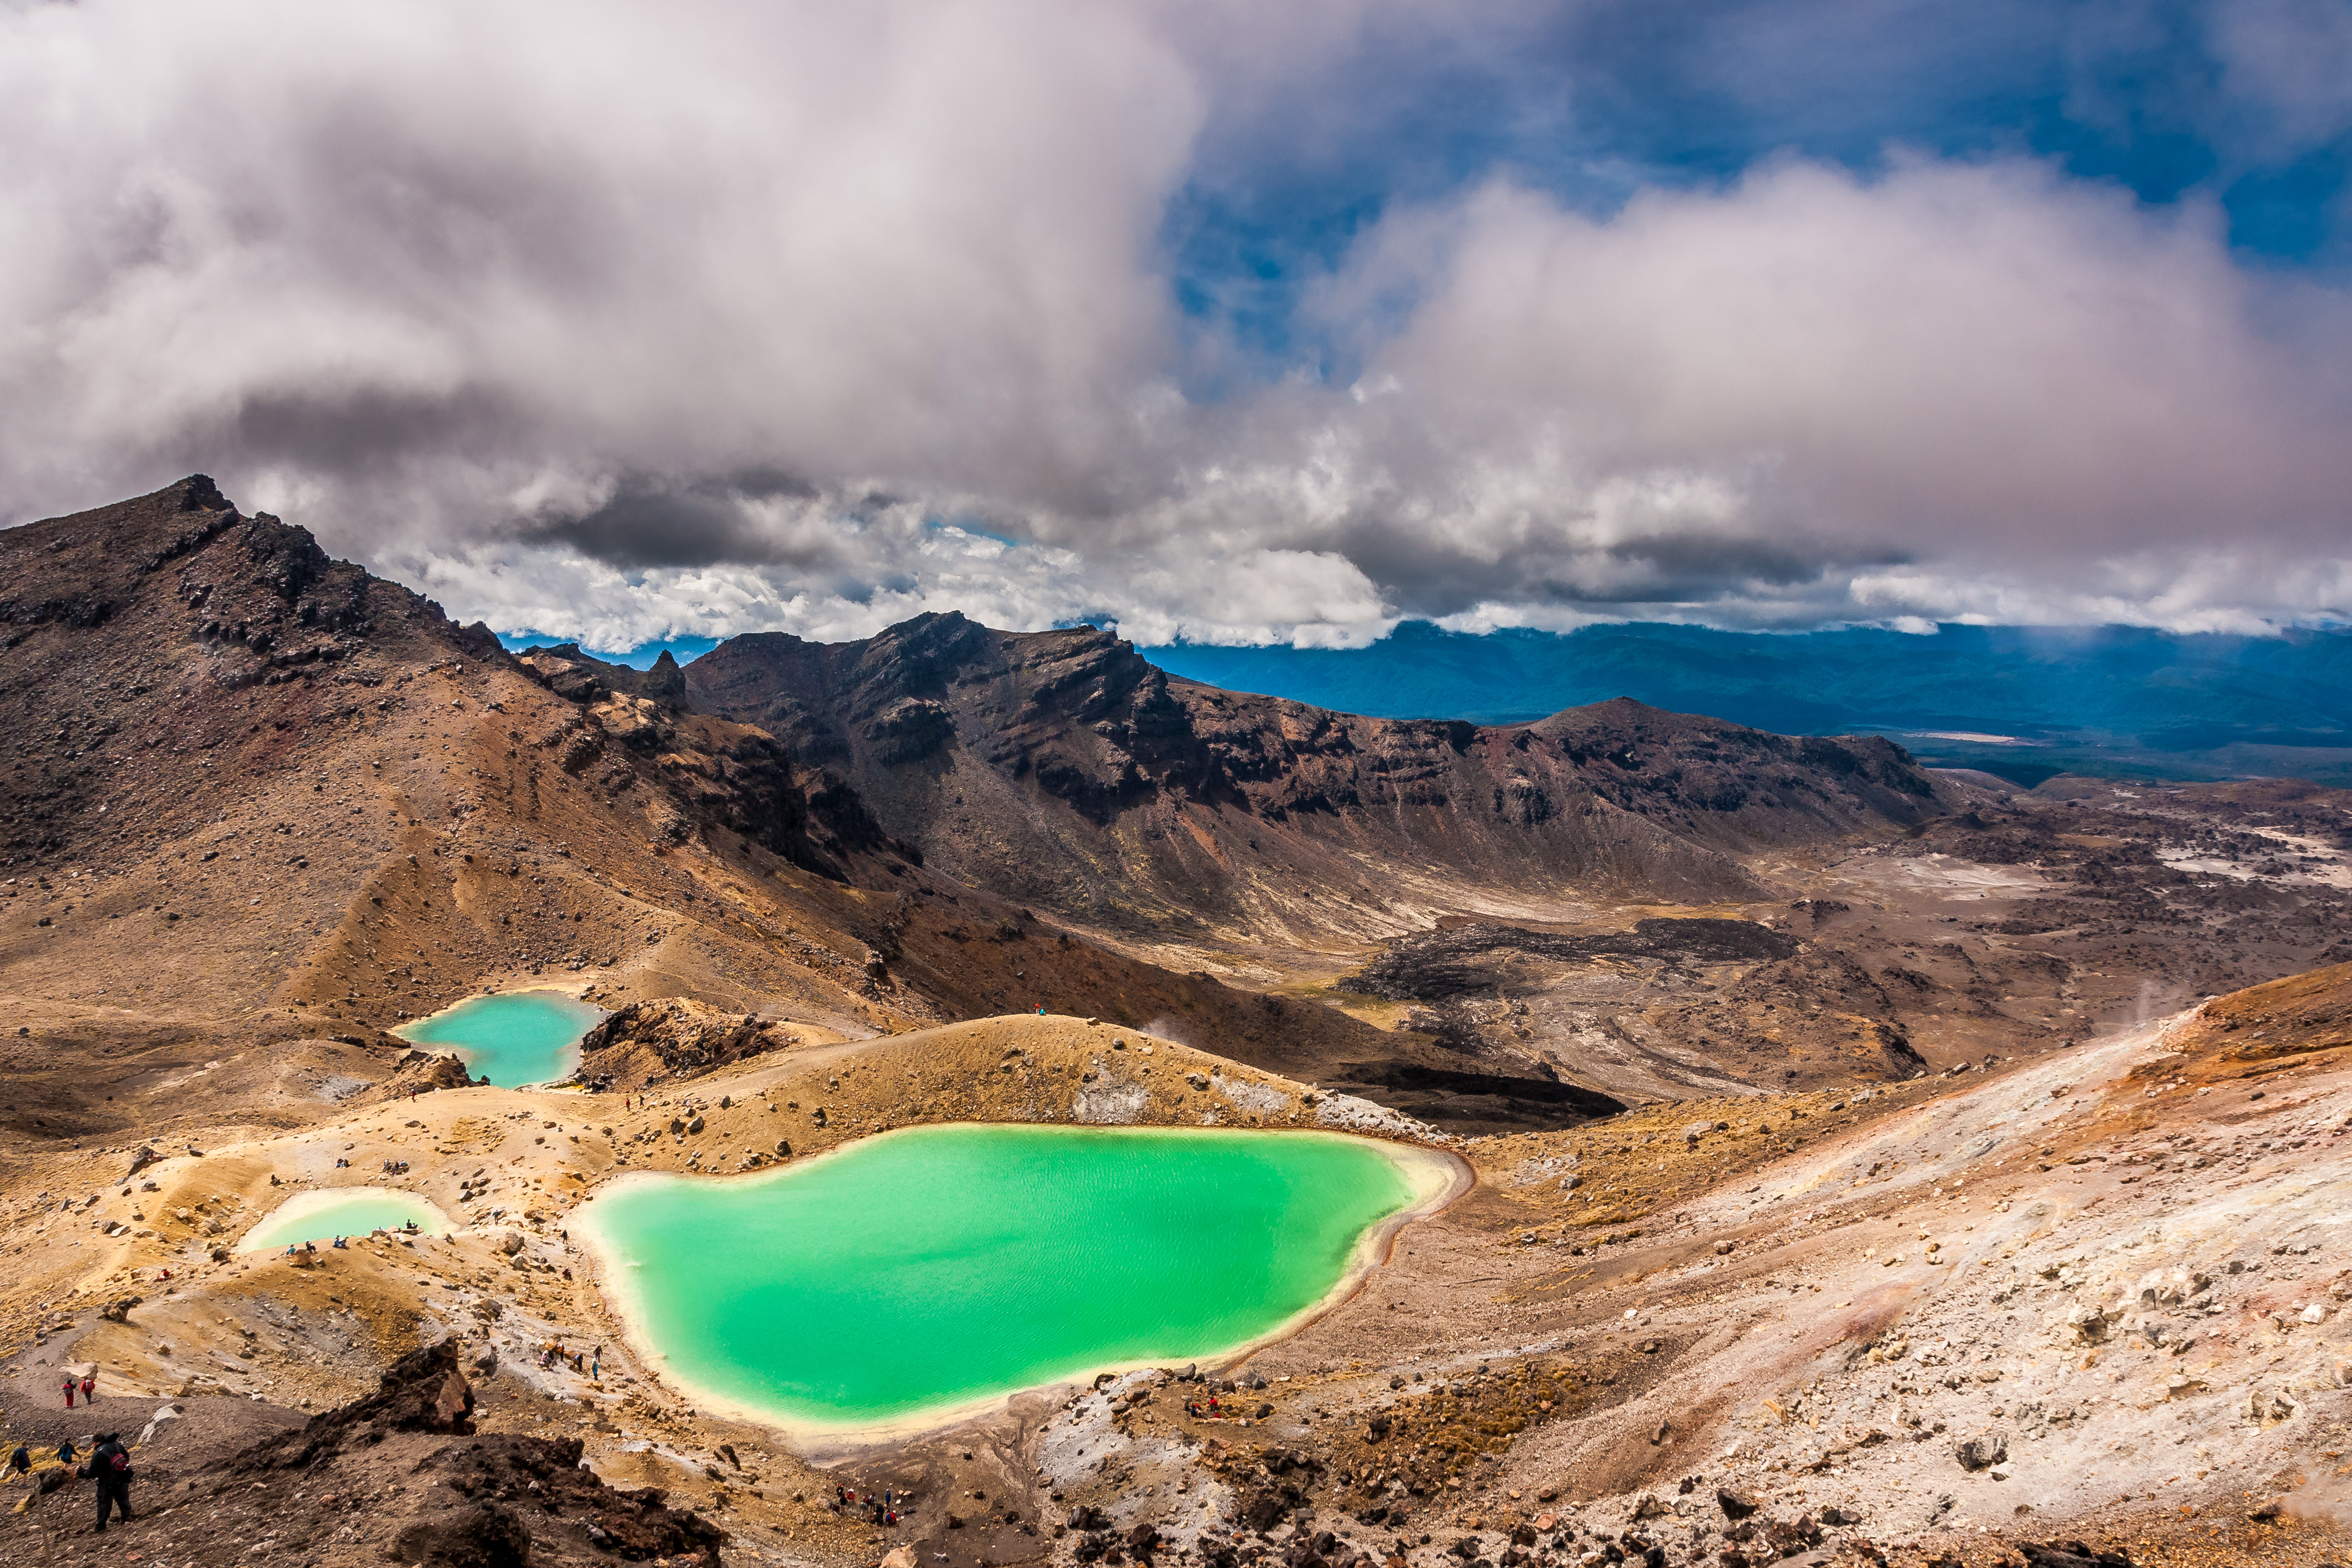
[571,1121,1469,1448]
[393,987,605,1087]
[236,1185,454,1253]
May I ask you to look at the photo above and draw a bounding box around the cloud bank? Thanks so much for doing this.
[2,0,2348,650]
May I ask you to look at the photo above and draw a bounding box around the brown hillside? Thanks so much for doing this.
[674,612,1953,945]
[0,478,1611,1138]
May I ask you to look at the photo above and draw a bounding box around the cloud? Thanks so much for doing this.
[0,0,1203,524]
[1,0,2349,651]
[1248,156,2352,625]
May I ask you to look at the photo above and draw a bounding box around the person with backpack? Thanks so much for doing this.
[7,1445,28,1478]
[84,1432,133,1531]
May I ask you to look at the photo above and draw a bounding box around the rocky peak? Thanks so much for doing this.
[674,611,1954,941]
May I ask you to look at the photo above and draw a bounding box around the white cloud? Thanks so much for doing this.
[1,1,2348,648]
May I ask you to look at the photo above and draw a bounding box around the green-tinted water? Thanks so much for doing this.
[580,1125,1435,1430]
[239,1188,450,1253]
[394,990,603,1086]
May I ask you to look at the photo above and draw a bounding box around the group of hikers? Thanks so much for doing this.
[58,1371,95,1408]
[280,1219,421,1258]
[538,1339,602,1379]
[8,1434,135,1532]
[833,1484,903,1528]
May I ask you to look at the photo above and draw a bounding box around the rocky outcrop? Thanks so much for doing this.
[237,1338,478,1470]
[518,644,911,881]
[212,1340,727,1566]
[574,996,801,1086]
[389,1050,482,1091]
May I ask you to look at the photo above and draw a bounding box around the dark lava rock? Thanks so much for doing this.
[2022,1543,2133,1568]
[1342,918,1800,1004]
[1953,1430,2008,1472]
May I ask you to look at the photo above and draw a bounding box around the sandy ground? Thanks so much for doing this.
[3,987,2346,1568]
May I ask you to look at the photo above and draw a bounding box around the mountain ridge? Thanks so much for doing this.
[655,610,1956,946]
[1144,618,2352,785]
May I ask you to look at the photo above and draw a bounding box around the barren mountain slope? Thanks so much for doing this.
[8,973,2345,1568]
[674,614,1954,946]
[1,478,1559,1150]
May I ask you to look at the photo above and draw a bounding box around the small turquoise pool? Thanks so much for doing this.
[394,990,603,1087]
[239,1188,451,1253]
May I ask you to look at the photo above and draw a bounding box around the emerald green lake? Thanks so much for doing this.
[579,1125,1444,1431]
[394,991,603,1086]
[239,1188,450,1253]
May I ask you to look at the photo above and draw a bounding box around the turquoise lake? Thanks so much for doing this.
[578,1124,1447,1431]
[394,990,603,1086]
[240,1188,450,1252]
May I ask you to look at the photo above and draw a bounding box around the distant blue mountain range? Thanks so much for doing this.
[1142,622,2352,788]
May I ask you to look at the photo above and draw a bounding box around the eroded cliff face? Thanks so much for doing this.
[680,613,1953,942]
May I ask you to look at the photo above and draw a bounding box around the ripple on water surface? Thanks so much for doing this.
[239,1188,451,1253]
[393,990,603,1087]
[578,1124,1447,1433]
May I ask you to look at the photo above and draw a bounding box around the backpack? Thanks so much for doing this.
[108,1450,129,1474]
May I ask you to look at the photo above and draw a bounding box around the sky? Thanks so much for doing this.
[4,0,2351,653]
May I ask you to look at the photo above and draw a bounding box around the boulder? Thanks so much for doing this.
[1953,1430,2008,1472]
[1717,1488,1763,1521]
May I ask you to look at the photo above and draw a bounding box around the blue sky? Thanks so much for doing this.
[6,0,2350,652]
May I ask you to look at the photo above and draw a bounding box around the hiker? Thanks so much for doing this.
[55,1440,75,1469]
[79,1373,94,1404]
[84,1432,133,1531]
[591,1346,601,1379]
[61,1375,74,1409]
[7,1445,29,1478]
